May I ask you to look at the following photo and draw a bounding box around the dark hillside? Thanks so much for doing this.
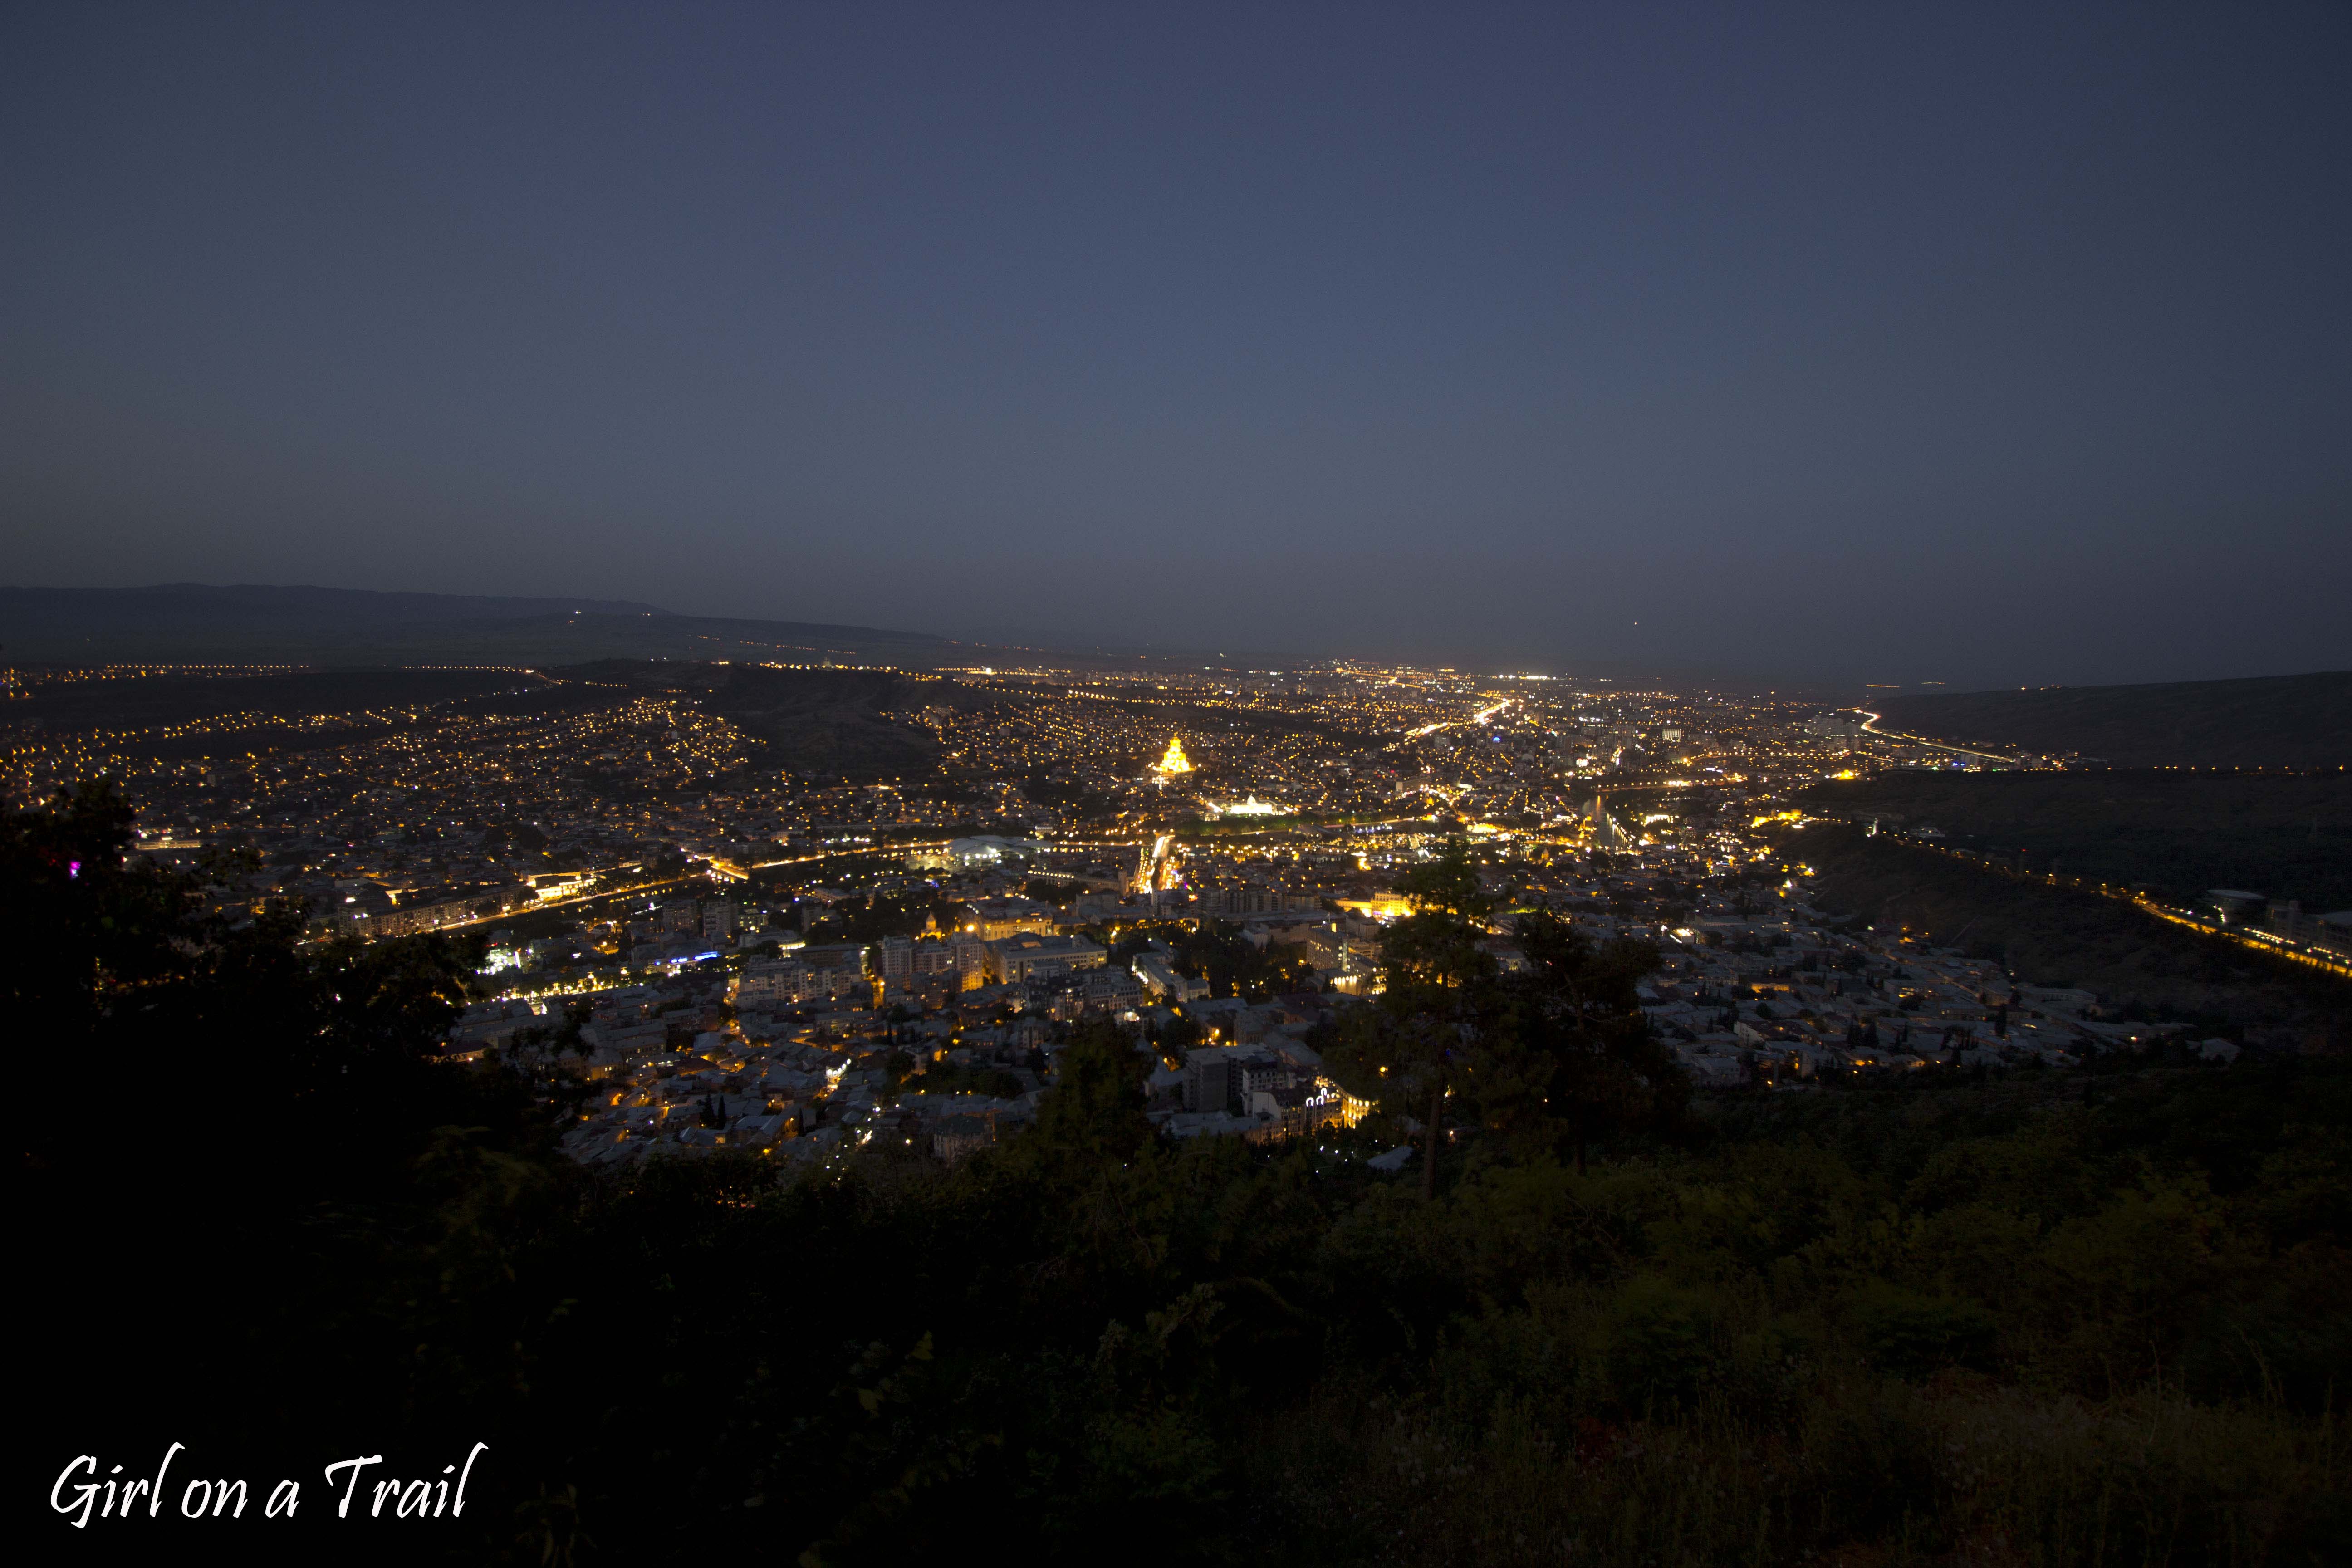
[554,661,1015,781]
[1799,769,2352,909]
[1789,820,2352,1044]
[1874,671,2350,767]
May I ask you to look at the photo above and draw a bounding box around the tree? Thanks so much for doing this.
[1013,1019,1153,1185]
[5,779,201,1043]
[12,780,555,1498]
[1330,839,1497,1197]
[1510,909,1680,1173]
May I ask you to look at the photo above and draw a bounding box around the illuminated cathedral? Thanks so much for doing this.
[1152,735,1192,777]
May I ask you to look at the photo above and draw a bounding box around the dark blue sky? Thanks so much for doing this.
[5,3,2347,686]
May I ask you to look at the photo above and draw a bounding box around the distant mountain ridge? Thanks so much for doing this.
[20,582,668,619]
[0,583,953,668]
[1875,671,2351,768]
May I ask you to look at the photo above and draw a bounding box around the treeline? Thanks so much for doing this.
[14,788,2347,1565]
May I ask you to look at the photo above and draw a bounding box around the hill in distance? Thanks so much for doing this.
[1799,769,2352,912]
[554,660,1018,782]
[1873,671,2351,769]
[0,583,958,670]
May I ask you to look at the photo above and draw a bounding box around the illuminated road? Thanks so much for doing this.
[1855,710,2016,764]
[734,839,956,875]
[1891,834,2352,981]
[2133,901,2352,980]
[1402,696,1516,741]
[353,840,967,943]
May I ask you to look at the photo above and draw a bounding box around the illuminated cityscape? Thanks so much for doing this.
[11,5,2347,1559]
[12,647,2339,1179]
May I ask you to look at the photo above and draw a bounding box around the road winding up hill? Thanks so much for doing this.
[1791,820,2349,1044]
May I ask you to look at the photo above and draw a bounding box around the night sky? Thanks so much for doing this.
[5,3,2347,686]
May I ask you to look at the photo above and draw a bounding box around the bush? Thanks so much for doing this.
[1850,1282,1998,1378]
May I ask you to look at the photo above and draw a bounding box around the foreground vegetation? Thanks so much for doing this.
[15,784,2347,1564]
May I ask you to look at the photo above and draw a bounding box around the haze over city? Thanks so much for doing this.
[6,2,2348,687]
